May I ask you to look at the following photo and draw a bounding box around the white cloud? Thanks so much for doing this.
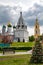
[0,0,43,12]
[27,27,34,36]
[40,26,43,34]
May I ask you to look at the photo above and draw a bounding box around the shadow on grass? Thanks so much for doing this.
[28,62,43,65]
[28,60,43,65]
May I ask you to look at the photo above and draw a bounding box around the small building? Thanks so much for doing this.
[1,23,14,43]
[2,34,14,43]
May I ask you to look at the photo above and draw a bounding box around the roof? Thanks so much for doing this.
[7,22,12,27]
[3,25,6,28]
[17,12,25,26]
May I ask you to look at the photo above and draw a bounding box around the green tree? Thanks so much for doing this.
[29,35,35,42]
[30,39,43,63]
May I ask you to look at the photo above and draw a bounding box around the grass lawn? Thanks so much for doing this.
[10,42,35,47]
[0,54,43,65]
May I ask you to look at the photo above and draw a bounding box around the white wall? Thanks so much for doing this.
[14,29,29,42]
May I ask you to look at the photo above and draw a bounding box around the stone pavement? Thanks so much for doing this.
[0,50,32,56]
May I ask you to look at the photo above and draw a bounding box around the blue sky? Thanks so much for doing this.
[0,0,43,35]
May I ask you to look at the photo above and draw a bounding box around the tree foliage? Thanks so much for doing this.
[30,39,43,63]
[29,35,35,42]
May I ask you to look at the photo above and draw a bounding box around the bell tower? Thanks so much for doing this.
[16,11,27,30]
[34,18,40,39]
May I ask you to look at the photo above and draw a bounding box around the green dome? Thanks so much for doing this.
[3,25,6,28]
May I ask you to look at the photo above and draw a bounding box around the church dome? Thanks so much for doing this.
[7,22,12,27]
[2,25,6,28]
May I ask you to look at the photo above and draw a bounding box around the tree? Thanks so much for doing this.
[29,35,35,42]
[30,39,43,63]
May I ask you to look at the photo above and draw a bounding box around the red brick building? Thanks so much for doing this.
[0,34,14,43]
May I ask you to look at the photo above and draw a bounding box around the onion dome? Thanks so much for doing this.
[2,25,6,28]
[7,22,12,27]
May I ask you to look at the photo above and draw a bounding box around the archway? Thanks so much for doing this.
[18,38,20,42]
[23,39,25,42]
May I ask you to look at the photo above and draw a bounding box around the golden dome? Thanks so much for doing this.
[7,22,12,27]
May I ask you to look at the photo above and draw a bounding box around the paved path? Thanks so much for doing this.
[0,50,32,56]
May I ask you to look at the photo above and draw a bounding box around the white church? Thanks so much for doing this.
[1,12,29,42]
[13,12,29,42]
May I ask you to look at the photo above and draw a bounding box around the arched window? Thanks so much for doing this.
[36,26,37,28]
[18,25,20,28]
[22,25,24,28]
[36,31,37,34]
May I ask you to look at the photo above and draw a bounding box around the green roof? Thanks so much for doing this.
[7,24,12,27]
[3,25,6,28]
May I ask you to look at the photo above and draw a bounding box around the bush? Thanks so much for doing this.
[29,35,35,42]
[13,47,32,50]
[0,47,32,52]
[30,39,43,63]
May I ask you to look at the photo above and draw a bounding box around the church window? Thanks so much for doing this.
[36,26,37,28]
[18,25,20,28]
[23,39,25,42]
[22,25,24,28]
[36,31,37,34]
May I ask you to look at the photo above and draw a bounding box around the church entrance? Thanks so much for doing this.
[23,39,25,42]
[18,38,20,42]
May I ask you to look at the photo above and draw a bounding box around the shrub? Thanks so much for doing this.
[30,39,43,63]
[29,35,35,42]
